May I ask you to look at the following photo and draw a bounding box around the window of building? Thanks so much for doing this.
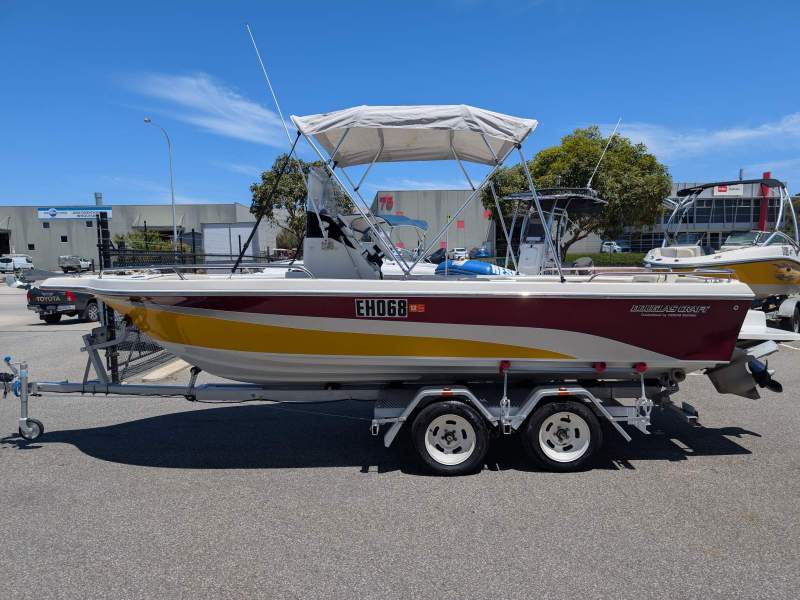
[86,220,93,228]
[60,235,68,243]
[27,243,35,250]
[42,222,50,229]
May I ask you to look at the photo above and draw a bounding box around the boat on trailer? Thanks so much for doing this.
[644,178,800,332]
[6,104,798,474]
[63,272,755,384]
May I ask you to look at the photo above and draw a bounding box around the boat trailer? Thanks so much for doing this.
[0,321,785,474]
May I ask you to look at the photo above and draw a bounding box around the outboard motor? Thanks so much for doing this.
[706,347,784,399]
[748,358,783,393]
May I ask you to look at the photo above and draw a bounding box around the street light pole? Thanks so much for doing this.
[144,117,178,253]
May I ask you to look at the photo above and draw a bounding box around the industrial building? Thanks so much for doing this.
[370,190,494,255]
[366,177,789,258]
[4,178,786,271]
[0,199,280,270]
[620,177,786,252]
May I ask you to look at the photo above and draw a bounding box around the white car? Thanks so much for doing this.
[449,247,468,260]
[58,255,93,272]
[0,255,35,272]
[600,241,622,253]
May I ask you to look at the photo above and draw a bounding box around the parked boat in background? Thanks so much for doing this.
[644,178,800,332]
[644,178,800,298]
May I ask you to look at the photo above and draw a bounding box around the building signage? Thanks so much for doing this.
[713,184,744,197]
[37,206,112,220]
[378,195,394,211]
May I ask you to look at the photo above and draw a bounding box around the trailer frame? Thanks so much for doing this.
[2,318,722,474]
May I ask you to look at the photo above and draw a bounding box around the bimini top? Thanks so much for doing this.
[291,105,537,167]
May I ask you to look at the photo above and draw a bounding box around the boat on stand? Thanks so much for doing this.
[7,104,798,474]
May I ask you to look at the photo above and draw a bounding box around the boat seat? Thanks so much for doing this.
[655,246,705,259]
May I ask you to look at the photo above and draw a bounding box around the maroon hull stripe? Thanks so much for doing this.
[143,295,749,361]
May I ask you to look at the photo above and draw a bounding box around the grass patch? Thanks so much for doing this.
[565,252,646,266]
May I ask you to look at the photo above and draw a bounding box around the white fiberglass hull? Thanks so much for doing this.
[42,274,755,384]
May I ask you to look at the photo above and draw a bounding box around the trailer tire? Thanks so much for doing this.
[19,418,44,441]
[781,306,800,334]
[522,400,602,472]
[411,400,489,475]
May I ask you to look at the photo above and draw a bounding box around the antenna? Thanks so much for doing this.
[243,24,328,246]
[586,117,622,189]
[246,23,293,145]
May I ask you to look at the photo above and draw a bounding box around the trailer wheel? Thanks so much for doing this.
[522,400,602,472]
[19,418,44,441]
[782,306,800,334]
[411,401,489,475]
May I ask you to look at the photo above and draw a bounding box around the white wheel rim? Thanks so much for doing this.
[424,414,477,466]
[538,411,591,463]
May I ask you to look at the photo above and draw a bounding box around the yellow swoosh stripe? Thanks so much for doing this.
[105,298,574,360]
[675,259,800,285]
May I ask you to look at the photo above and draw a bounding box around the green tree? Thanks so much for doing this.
[250,154,353,248]
[275,228,300,250]
[113,229,188,252]
[483,126,672,258]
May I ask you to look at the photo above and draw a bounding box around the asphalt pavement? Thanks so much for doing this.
[1,285,799,599]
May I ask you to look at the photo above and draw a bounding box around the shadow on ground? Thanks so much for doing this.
[1,401,758,475]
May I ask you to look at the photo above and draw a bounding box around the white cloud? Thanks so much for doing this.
[746,157,800,174]
[387,178,473,190]
[362,177,473,195]
[615,113,800,159]
[212,161,264,178]
[101,175,216,204]
[126,72,286,146]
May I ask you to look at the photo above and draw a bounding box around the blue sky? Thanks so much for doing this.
[2,0,799,207]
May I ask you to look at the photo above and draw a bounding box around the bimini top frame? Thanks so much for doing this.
[291,104,565,280]
[663,178,799,248]
[500,187,607,270]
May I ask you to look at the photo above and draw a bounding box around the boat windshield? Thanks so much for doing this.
[394,248,416,261]
[721,230,800,249]
[760,231,799,247]
[673,232,703,246]
[723,231,760,246]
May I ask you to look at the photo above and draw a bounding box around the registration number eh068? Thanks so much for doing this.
[355,298,408,318]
